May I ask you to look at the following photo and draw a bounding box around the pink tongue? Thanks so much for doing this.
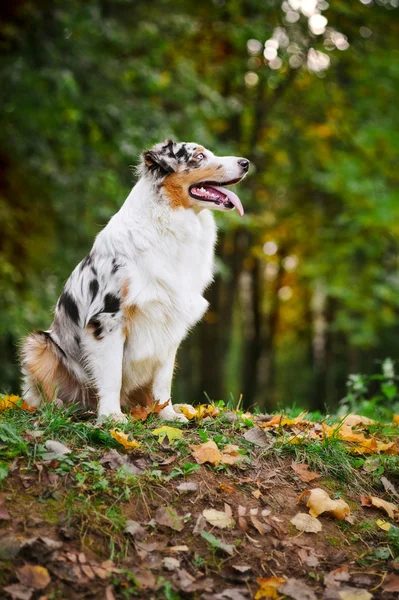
[213,186,244,217]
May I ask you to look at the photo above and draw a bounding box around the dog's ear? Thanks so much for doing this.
[142,139,178,177]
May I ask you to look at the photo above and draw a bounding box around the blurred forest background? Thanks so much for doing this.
[1,0,398,412]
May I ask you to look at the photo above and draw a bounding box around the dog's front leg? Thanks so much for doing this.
[83,326,126,423]
[153,350,188,423]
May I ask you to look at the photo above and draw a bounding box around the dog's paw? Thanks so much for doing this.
[158,407,189,423]
[97,412,128,425]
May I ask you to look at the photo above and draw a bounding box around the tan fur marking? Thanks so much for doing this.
[121,279,130,300]
[162,165,225,210]
[24,334,59,399]
[121,381,154,410]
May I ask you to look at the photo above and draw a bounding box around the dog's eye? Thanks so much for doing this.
[196,153,205,160]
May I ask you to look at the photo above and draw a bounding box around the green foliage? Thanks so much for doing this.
[339,358,399,420]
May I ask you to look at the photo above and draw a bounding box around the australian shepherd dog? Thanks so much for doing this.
[20,140,249,422]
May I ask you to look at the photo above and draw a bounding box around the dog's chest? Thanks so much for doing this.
[123,212,215,362]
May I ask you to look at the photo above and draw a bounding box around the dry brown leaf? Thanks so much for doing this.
[3,584,33,600]
[383,572,399,593]
[109,430,140,450]
[130,399,168,421]
[278,578,317,600]
[360,495,399,520]
[291,461,322,483]
[298,488,350,520]
[191,440,221,465]
[17,565,51,590]
[221,444,245,466]
[202,509,235,529]
[290,512,322,533]
[255,576,286,599]
[155,506,184,531]
[338,589,372,600]
[250,515,269,535]
[219,482,236,494]
[341,414,374,427]
[324,566,350,588]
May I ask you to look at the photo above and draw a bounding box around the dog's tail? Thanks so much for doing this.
[20,331,64,406]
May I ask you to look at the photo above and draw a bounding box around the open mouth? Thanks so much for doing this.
[189,178,244,217]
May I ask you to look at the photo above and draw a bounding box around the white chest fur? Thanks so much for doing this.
[94,181,217,392]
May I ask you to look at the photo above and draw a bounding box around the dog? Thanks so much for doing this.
[20,139,249,422]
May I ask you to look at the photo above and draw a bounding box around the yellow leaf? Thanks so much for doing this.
[255,576,286,599]
[261,412,309,428]
[376,519,391,531]
[110,429,140,450]
[152,426,183,443]
[393,414,399,425]
[299,488,350,520]
[0,394,21,411]
[191,440,222,465]
[175,404,198,419]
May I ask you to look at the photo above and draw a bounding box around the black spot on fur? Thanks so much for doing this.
[163,139,175,157]
[39,330,67,358]
[88,317,103,339]
[176,144,188,161]
[74,335,81,348]
[111,258,120,274]
[103,293,120,314]
[91,265,97,277]
[89,279,99,302]
[59,291,80,326]
[80,254,92,272]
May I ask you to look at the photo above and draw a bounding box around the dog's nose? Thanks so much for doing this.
[238,158,250,171]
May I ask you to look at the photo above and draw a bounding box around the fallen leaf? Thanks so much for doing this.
[109,429,140,450]
[278,578,317,600]
[202,509,235,529]
[394,414,399,425]
[45,440,71,456]
[17,564,51,590]
[221,444,245,466]
[299,488,350,520]
[191,440,222,465]
[232,565,252,574]
[255,576,286,599]
[291,461,322,483]
[243,428,270,447]
[3,584,33,600]
[0,394,22,412]
[152,425,183,443]
[360,495,399,520]
[124,520,146,539]
[324,566,350,588]
[130,399,168,421]
[290,512,322,533]
[381,476,399,498]
[155,506,184,531]
[341,414,374,427]
[219,482,236,494]
[337,588,372,600]
[260,412,309,429]
[204,589,250,600]
[376,518,391,531]
[176,481,198,493]
[174,404,198,419]
[162,557,180,571]
[383,572,399,593]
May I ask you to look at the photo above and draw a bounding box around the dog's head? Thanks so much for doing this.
[139,139,249,216]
